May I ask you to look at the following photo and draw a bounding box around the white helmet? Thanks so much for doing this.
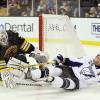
[0,30,8,46]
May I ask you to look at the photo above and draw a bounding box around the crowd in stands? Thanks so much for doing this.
[0,0,100,18]
[8,0,32,16]
[34,0,57,16]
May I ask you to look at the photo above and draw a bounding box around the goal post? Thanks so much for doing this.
[39,14,85,58]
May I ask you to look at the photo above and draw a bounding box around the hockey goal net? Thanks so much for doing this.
[39,14,85,58]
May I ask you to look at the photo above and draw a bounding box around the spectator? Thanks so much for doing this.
[59,1,72,17]
[46,0,56,14]
[88,7,97,18]
[97,3,100,18]
[8,3,22,16]
[36,0,46,16]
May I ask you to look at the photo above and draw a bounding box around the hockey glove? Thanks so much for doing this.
[29,51,49,64]
[4,45,18,59]
[53,54,64,65]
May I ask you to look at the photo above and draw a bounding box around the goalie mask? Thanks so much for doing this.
[0,30,8,46]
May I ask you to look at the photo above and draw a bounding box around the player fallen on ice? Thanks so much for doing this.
[44,54,100,91]
[32,54,100,91]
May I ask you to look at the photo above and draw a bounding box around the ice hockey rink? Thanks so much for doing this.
[0,45,100,100]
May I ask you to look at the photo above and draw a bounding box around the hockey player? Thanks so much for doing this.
[40,54,100,91]
[0,29,36,88]
[0,29,49,88]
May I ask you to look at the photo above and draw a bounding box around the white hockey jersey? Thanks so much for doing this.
[68,57,100,88]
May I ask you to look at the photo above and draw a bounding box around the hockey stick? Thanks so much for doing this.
[16,79,50,87]
[16,82,42,86]
[24,61,55,68]
[0,80,42,87]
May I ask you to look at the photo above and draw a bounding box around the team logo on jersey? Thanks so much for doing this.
[80,66,95,80]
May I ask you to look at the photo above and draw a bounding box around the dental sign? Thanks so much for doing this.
[0,17,39,37]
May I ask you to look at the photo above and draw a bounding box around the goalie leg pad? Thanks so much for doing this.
[1,70,16,88]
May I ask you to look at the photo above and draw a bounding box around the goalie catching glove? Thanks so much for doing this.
[4,45,18,59]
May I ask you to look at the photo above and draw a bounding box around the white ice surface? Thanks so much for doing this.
[0,83,100,100]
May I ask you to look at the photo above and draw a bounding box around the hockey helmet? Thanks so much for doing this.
[0,30,8,46]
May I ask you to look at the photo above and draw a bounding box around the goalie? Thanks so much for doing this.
[0,29,49,88]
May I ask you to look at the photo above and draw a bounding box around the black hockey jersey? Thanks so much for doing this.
[0,30,35,62]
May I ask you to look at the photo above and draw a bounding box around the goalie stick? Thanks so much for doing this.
[16,82,42,86]
[0,80,42,87]
[16,79,50,87]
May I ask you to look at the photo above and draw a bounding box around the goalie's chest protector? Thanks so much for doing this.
[71,58,100,84]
